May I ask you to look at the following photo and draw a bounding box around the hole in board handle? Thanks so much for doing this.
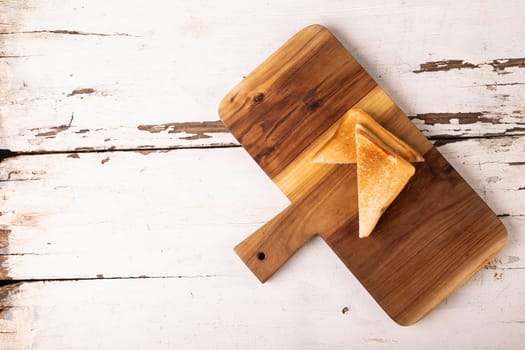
[257,252,266,261]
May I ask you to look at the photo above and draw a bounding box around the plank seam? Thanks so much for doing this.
[1,132,523,162]
[0,145,242,162]
[0,275,220,287]
[0,30,139,37]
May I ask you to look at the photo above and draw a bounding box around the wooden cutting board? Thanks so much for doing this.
[218,24,507,325]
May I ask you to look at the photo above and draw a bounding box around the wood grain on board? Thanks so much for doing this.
[219,25,507,325]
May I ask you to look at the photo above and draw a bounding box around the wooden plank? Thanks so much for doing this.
[0,137,522,279]
[0,0,524,152]
[0,267,524,349]
[0,147,290,280]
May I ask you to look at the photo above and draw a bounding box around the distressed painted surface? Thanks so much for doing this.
[0,139,522,280]
[0,141,523,350]
[0,0,524,152]
[0,0,524,349]
[1,268,525,350]
[0,147,290,279]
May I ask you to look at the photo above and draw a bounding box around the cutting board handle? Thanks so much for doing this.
[234,201,317,283]
[235,165,357,282]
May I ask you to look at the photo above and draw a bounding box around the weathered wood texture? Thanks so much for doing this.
[0,140,523,348]
[0,0,524,348]
[0,138,522,278]
[0,0,524,153]
[0,270,524,350]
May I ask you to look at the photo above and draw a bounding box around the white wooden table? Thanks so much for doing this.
[0,1,524,349]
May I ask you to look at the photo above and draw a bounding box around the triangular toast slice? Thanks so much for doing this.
[356,124,416,238]
[313,109,423,164]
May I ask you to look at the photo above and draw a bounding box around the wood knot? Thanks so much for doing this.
[253,92,265,105]
[307,99,323,112]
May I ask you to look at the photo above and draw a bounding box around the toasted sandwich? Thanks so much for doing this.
[355,123,415,237]
[313,109,423,164]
